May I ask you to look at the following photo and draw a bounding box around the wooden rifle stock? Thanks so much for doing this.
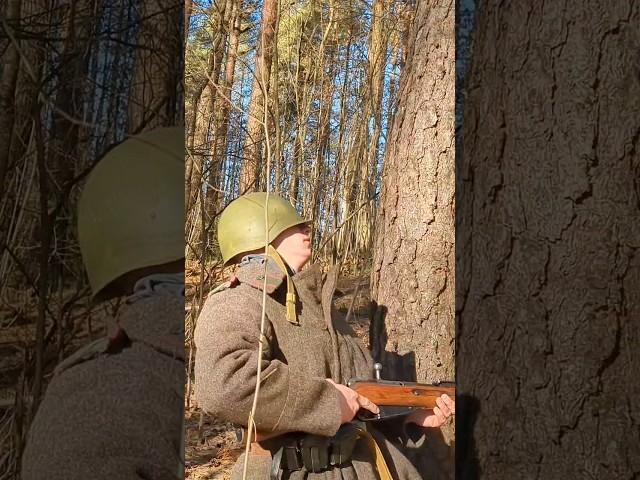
[348,379,455,409]
[238,380,457,439]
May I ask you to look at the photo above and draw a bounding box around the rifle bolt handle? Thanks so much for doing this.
[373,363,382,380]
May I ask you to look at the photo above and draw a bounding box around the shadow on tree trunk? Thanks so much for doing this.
[368,301,460,479]
[455,394,481,480]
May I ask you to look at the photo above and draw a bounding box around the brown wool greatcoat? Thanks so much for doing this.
[194,259,423,479]
[21,291,185,480]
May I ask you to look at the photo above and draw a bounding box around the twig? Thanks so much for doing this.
[0,243,58,322]
[344,279,363,325]
[1,17,98,130]
[32,103,49,410]
[242,13,276,478]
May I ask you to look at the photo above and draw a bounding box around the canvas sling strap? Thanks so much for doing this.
[266,245,298,325]
[354,423,394,480]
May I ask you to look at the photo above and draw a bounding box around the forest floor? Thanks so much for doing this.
[184,270,372,479]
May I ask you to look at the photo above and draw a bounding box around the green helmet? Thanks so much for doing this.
[218,192,308,265]
[78,127,185,299]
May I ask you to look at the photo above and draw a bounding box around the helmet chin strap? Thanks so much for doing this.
[267,245,299,325]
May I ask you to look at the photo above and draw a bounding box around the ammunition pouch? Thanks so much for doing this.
[269,423,360,478]
[328,423,359,466]
[300,434,331,472]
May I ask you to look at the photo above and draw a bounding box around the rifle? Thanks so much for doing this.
[347,363,455,421]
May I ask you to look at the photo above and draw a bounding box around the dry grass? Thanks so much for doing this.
[184,404,244,480]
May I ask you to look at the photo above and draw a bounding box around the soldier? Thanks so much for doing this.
[194,192,454,479]
[21,127,185,479]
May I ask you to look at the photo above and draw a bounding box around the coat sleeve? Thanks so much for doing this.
[194,288,342,437]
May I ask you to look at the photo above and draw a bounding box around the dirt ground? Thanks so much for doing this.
[185,273,372,479]
[184,408,244,480]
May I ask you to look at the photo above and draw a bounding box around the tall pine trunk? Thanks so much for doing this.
[240,0,279,192]
[370,0,455,477]
[187,0,229,216]
[458,1,640,477]
[206,0,241,216]
[0,0,21,189]
[128,0,181,131]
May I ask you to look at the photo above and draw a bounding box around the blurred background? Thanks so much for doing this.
[0,1,182,477]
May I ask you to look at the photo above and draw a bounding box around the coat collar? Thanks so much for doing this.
[234,255,327,299]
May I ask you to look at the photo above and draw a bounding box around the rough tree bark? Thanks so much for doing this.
[458,1,640,478]
[239,0,279,192]
[370,0,455,477]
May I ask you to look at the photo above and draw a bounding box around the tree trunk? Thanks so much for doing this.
[366,0,388,187]
[50,0,87,191]
[46,0,93,354]
[310,54,334,237]
[0,0,21,188]
[128,0,181,131]
[288,141,301,205]
[457,1,640,478]
[370,0,455,477]
[239,0,279,192]
[207,0,240,217]
[185,0,193,45]
[349,0,389,263]
[186,49,216,214]
[187,7,227,216]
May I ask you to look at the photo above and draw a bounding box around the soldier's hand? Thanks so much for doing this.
[326,379,379,424]
[406,393,455,428]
